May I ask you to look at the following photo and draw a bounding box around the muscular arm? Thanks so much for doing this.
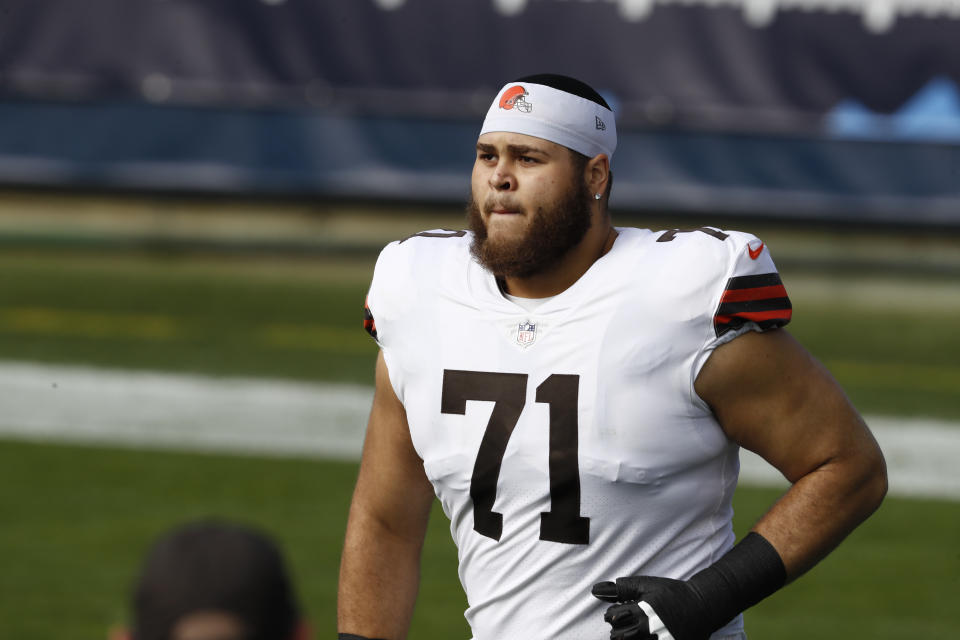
[338,351,436,639]
[695,328,888,580]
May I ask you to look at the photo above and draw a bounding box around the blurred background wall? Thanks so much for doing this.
[3,0,960,225]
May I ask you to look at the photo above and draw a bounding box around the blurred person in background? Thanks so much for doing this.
[112,519,310,640]
[339,74,887,640]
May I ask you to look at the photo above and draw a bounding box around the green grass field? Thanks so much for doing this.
[0,243,958,639]
[0,441,957,639]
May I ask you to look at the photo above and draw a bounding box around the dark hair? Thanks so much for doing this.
[131,520,300,640]
[512,73,611,110]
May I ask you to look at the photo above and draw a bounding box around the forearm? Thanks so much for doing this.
[752,447,887,581]
[339,351,435,639]
[594,428,886,640]
[595,532,786,640]
[696,330,888,581]
[338,507,425,640]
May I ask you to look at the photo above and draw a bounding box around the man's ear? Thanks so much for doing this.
[108,626,131,640]
[586,154,610,199]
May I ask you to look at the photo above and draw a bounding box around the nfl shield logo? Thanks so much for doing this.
[517,321,537,346]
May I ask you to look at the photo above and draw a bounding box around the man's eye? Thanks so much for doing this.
[478,153,495,161]
[519,155,538,164]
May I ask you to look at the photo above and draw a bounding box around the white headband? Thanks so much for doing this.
[479,82,617,160]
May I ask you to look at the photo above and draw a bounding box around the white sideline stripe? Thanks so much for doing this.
[737,417,960,501]
[1,362,958,501]
[0,361,371,460]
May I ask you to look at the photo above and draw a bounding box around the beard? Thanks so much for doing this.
[467,181,593,279]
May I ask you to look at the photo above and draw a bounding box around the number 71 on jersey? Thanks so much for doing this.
[441,369,590,545]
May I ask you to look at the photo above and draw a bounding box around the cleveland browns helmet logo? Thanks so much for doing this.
[499,85,533,113]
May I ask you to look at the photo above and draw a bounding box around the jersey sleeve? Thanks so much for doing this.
[362,230,470,405]
[712,237,792,338]
[690,233,793,400]
[362,239,406,349]
[363,229,470,349]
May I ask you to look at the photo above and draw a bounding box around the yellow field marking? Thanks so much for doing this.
[0,307,377,353]
[0,252,375,286]
[827,360,960,394]
[0,307,179,340]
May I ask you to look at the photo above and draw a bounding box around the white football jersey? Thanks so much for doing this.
[363,227,792,640]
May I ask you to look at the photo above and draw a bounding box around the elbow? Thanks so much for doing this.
[859,443,888,516]
[872,452,889,508]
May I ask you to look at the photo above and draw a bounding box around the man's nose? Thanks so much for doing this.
[489,162,515,191]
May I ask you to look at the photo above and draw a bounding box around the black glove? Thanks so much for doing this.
[592,532,786,640]
[593,575,714,640]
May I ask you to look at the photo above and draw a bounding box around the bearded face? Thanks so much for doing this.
[467,177,594,279]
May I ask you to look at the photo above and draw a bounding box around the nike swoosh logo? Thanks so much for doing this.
[748,242,764,260]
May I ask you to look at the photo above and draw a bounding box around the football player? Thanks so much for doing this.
[338,74,887,640]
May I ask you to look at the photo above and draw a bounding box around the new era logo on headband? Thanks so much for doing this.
[499,85,533,113]
[595,116,606,131]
